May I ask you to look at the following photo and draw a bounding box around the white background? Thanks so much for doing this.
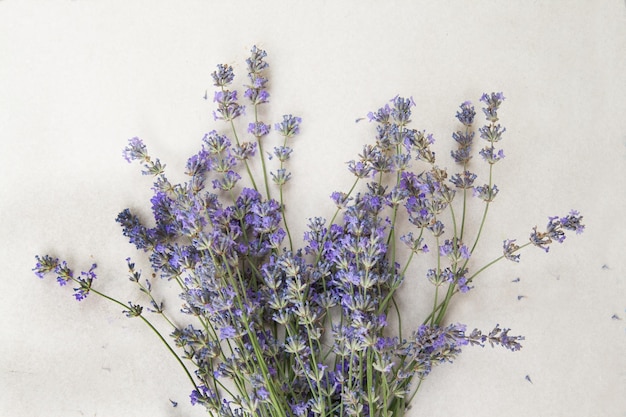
[1,1,625,416]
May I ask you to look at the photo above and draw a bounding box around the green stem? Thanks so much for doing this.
[460,186,468,241]
[227,119,258,192]
[405,378,424,408]
[254,105,271,200]
[278,136,294,251]
[391,296,403,342]
[470,201,491,255]
[467,242,532,282]
[314,177,361,265]
[427,242,531,326]
[433,160,495,326]
[430,233,441,326]
[280,184,294,251]
[459,125,471,240]
[470,150,495,255]
[86,286,198,391]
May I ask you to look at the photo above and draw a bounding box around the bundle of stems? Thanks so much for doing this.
[33,46,583,417]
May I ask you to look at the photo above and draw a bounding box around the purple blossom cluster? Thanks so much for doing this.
[33,255,96,301]
[33,47,584,417]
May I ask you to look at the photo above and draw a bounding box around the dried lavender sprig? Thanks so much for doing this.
[450,100,476,241]
[33,257,199,392]
[433,93,506,326]
[273,114,302,251]
[245,46,273,201]
[469,92,506,253]
[425,211,584,325]
[211,65,259,194]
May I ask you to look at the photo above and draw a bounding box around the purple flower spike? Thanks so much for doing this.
[456,101,476,126]
[122,137,148,163]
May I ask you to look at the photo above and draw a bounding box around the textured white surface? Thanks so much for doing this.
[1,1,625,416]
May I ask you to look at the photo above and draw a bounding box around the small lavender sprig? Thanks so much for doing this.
[274,114,302,250]
[245,45,272,200]
[33,256,199,392]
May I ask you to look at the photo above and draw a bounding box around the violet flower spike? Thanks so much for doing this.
[211,63,235,87]
[275,114,302,138]
[456,101,476,126]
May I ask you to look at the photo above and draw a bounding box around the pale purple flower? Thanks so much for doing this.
[455,101,476,126]
[275,115,302,137]
[247,121,271,137]
[122,137,148,163]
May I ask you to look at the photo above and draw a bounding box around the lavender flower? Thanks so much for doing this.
[203,130,231,154]
[456,101,476,126]
[367,103,391,123]
[530,211,584,252]
[390,95,415,126]
[122,137,148,163]
[474,183,499,202]
[248,121,271,137]
[213,90,245,121]
[211,64,235,87]
[245,46,270,105]
[450,146,472,164]
[232,142,257,160]
[439,239,470,262]
[450,170,477,189]
[503,239,521,262]
[480,92,505,122]
[32,49,585,417]
[560,210,585,234]
[275,115,302,138]
[479,145,505,164]
[479,123,506,142]
[33,254,58,278]
[272,146,292,162]
[271,168,291,185]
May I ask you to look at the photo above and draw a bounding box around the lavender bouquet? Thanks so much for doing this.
[33,46,584,417]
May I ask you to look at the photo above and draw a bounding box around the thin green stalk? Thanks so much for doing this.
[467,241,532,283]
[434,161,495,326]
[460,186,468,241]
[376,350,391,417]
[427,241,531,326]
[228,120,258,192]
[405,378,424,408]
[254,105,272,200]
[430,233,442,326]
[470,152,494,255]
[221,255,288,417]
[459,126,472,241]
[391,296,403,343]
[284,321,324,417]
[366,348,375,417]
[448,202,459,241]
[85,286,198,391]
[279,184,294,251]
[278,135,294,251]
[433,283,454,326]
[470,200,491,254]
[314,177,361,265]
[133,279,177,329]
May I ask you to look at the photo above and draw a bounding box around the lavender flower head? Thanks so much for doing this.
[211,64,235,87]
[456,100,476,126]
[122,137,148,163]
[480,91,505,122]
[245,45,270,105]
[275,114,302,138]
